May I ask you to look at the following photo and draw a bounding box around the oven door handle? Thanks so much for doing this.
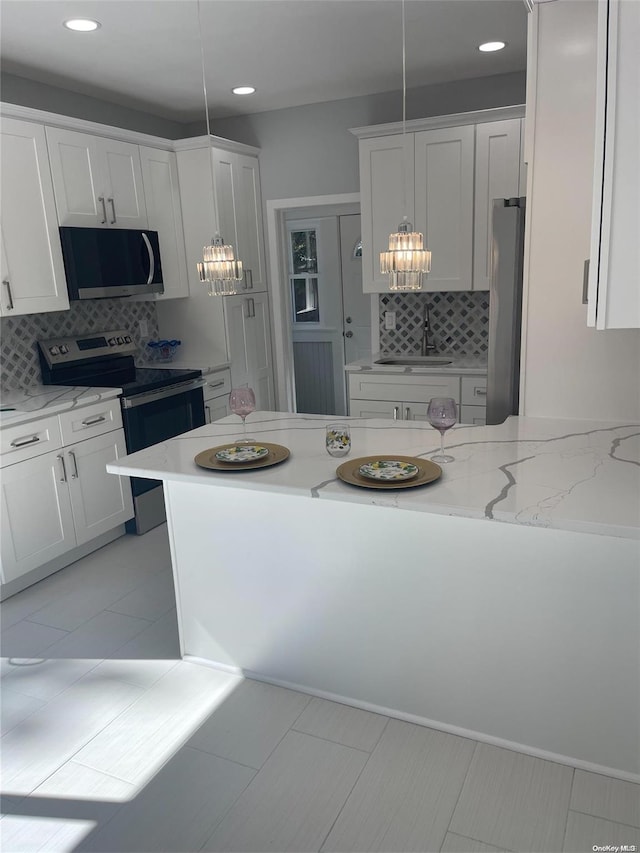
[142,232,155,285]
[121,378,205,409]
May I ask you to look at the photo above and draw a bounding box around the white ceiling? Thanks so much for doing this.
[0,0,528,124]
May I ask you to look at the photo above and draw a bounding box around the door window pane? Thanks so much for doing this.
[291,230,318,274]
[291,277,319,323]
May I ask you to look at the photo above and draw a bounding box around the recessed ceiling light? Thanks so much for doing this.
[478,41,506,52]
[232,86,256,96]
[63,19,101,32]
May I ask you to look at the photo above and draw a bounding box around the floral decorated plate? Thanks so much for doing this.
[215,445,269,463]
[358,459,419,481]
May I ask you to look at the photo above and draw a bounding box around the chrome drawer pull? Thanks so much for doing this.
[11,435,40,448]
[208,380,225,389]
[405,407,411,419]
[82,415,106,426]
[393,406,399,421]
[475,389,487,397]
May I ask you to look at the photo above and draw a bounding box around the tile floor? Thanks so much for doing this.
[1,525,638,853]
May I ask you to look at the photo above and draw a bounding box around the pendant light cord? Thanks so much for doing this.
[196,0,219,241]
[401,0,408,223]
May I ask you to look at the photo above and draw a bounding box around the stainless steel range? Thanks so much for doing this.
[38,330,205,534]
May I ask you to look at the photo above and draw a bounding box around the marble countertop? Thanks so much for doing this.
[106,412,640,540]
[345,353,488,375]
[0,384,122,428]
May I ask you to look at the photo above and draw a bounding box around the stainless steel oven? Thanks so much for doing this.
[38,330,205,534]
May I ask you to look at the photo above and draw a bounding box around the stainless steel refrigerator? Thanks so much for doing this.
[486,197,526,425]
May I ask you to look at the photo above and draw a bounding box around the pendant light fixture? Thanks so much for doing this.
[195,0,243,296]
[380,0,431,291]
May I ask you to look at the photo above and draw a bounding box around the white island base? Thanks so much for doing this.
[164,480,638,782]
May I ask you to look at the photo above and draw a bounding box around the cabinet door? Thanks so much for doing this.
[414,125,475,291]
[140,147,188,299]
[0,119,69,316]
[67,431,133,546]
[205,397,230,423]
[474,119,522,291]
[459,404,486,426]
[587,0,640,329]
[211,148,239,254]
[349,399,402,419]
[100,138,147,228]
[225,295,251,389]
[224,294,274,411]
[46,126,105,227]
[235,153,268,292]
[359,134,414,293]
[0,450,75,583]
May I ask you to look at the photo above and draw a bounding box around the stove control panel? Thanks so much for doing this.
[38,330,137,367]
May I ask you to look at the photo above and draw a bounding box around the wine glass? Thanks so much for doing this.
[427,397,457,463]
[229,387,256,442]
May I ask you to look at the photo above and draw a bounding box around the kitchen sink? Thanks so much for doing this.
[374,356,453,366]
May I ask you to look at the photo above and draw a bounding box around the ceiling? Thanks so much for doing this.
[0,1,528,124]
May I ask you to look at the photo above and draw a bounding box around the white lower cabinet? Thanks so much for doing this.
[202,369,232,423]
[348,371,487,424]
[1,408,133,587]
[1,449,75,583]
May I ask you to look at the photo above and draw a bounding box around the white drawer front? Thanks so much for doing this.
[349,399,402,419]
[461,376,487,406]
[460,404,487,426]
[59,399,122,445]
[348,373,460,404]
[1,416,63,466]
[202,370,232,402]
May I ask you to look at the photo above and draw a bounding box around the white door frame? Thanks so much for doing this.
[266,193,360,411]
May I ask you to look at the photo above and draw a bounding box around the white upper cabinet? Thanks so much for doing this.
[46,127,147,228]
[587,0,640,329]
[473,119,523,291]
[359,133,414,293]
[414,125,475,291]
[139,146,189,300]
[0,117,69,315]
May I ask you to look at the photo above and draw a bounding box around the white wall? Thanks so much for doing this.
[520,0,640,421]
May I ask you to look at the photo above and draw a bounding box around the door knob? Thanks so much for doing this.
[345,316,352,324]
[345,330,353,338]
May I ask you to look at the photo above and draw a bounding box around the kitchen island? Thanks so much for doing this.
[107,412,640,781]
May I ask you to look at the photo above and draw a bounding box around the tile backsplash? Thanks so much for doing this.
[0,301,159,391]
[379,291,489,355]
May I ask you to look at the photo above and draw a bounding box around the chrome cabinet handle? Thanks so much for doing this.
[393,406,399,421]
[405,406,411,419]
[246,269,253,290]
[11,434,40,448]
[3,280,14,310]
[82,414,106,426]
[248,297,255,318]
[244,298,251,319]
[69,450,79,479]
[98,196,107,224]
[475,388,487,397]
[205,404,211,423]
[582,259,590,305]
[208,380,225,389]
[108,197,116,224]
[57,453,67,483]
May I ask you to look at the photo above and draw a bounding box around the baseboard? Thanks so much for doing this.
[184,654,640,784]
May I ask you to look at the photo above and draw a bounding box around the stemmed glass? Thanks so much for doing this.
[427,397,457,463]
[229,387,256,442]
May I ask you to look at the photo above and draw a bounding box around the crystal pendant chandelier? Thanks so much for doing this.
[195,0,243,296]
[380,0,431,292]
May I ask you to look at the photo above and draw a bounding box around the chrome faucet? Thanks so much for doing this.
[421,301,436,356]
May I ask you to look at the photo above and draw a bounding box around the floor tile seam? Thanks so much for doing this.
[316,720,386,853]
[196,762,260,852]
[286,727,374,757]
[441,739,480,845]
[0,655,106,703]
[94,659,181,690]
[568,807,640,831]
[556,767,575,853]
[439,830,515,852]
[181,742,264,773]
[103,604,172,622]
[290,707,392,754]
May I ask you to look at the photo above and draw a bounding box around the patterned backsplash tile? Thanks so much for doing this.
[379,291,490,355]
[0,301,159,391]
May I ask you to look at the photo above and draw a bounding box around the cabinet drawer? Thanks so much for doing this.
[59,398,122,445]
[459,404,486,426]
[202,370,231,402]
[0,415,63,466]
[461,376,487,406]
[348,373,460,404]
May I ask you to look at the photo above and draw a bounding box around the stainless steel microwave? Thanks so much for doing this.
[59,227,164,299]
